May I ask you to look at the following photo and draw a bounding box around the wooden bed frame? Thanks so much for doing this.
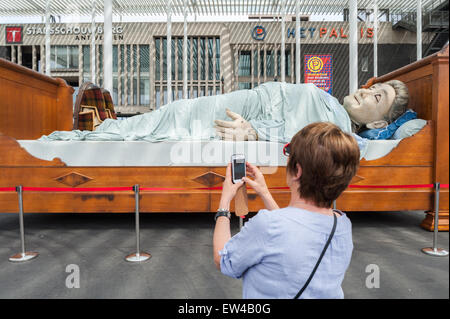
[0,48,448,231]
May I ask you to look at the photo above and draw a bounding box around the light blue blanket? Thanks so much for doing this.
[39,82,368,156]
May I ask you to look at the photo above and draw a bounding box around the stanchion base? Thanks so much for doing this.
[125,252,151,263]
[9,252,39,262]
[421,247,449,257]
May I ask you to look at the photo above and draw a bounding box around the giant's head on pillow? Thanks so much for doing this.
[343,80,409,130]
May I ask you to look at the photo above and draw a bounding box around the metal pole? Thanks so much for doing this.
[373,0,378,77]
[417,0,422,60]
[9,186,39,262]
[239,215,244,230]
[183,0,188,99]
[125,185,151,262]
[281,0,286,83]
[421,183,449,257]
[103,0,113,94]
[167,0,172,104]
[349,0,358,94]
[333,200,337,210]
[295,0,301,84]
[91,0,96,84]
[45,0,51,76]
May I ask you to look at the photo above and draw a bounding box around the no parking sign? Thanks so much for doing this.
[304,55,333,94]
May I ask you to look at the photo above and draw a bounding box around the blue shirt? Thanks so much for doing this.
[219,207,353,299]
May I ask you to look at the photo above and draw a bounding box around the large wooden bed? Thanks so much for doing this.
[0,47,448,231]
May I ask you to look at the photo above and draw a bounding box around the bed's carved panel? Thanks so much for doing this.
[0,133,66,167]
[54,172,93,187]
[192,171,225,187]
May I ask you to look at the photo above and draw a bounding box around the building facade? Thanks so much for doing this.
[0,21,419,115]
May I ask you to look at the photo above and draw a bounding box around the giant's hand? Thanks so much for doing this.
[214,109,258,141]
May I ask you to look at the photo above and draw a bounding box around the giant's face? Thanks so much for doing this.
[343,83,396,125]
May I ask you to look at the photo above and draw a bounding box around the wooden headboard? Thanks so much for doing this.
[0,58,74,140]
[364,45,449,186]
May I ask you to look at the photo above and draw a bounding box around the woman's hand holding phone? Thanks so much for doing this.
[243,162,280,211]
[242,162,269,196]
[219,163,244,210]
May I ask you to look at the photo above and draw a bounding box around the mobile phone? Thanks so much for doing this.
[231,154,246,184]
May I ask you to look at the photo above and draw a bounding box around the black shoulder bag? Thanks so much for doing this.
[294,211,338,299]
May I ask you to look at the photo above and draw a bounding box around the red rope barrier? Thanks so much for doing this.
[22,186,133,192]
[0,184,448,193]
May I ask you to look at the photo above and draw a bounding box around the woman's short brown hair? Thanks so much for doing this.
[287,122,360,208]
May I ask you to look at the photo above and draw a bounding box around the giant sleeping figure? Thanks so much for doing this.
[40,80,410,155]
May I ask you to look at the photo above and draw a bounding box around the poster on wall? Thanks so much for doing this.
[304,55,333,94]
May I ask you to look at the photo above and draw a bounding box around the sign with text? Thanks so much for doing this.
[304,54,332,94]
[6,26,23,44]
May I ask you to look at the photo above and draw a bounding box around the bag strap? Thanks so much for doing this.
[294,211,339,299]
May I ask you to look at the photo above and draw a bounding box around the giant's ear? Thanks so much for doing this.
[366,120,389,129]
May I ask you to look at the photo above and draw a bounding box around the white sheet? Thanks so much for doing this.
[17,139,402,167]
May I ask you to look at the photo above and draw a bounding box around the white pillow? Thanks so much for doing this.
[392,119,427,140]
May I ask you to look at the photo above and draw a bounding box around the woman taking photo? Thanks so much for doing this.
[213,122,360,299]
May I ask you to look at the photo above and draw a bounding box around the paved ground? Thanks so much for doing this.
[0,210,448,299]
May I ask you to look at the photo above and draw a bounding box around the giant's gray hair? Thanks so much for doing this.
[385,80,409,122]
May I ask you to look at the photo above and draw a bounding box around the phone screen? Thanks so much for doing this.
[233,157,246,181]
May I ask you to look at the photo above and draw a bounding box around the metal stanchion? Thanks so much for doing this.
[422,182,449,257]
[333,200,337,211]
[9,186,39,262]
[125,185,151,262]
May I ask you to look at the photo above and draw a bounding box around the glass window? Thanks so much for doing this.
[98,45,103,73]
[140,45,149,73]
[200,38,205,80]
[208,38,214,80]
[253,50,258,78]
[127,45,131,72]
[133,45,137,70]
[113,45,118,72]
[155,38,160,80]
[155,87,161,109]
[266,50,274,77]
[171,38,176,80]
[69,46,78,69]
[188,38,191,80]
[178,38,183,80]
[140,77,150,105]
[113,76,118,104]
[239,82,251,90]
[362,55,369,72]
[56,46,67,69]
[162,39,167,80]
[82,45,90,72]
[0,46,11,61]
[239,51,251,77]
[133,77,138,105]
[260,51,265,77]
[120,45,124,73]
[216,38,220,80]
[193,38,198,80]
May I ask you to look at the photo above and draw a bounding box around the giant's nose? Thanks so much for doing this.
[356,89,372,100]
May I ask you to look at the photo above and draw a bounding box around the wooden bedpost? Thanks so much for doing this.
[421,46,449,231]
